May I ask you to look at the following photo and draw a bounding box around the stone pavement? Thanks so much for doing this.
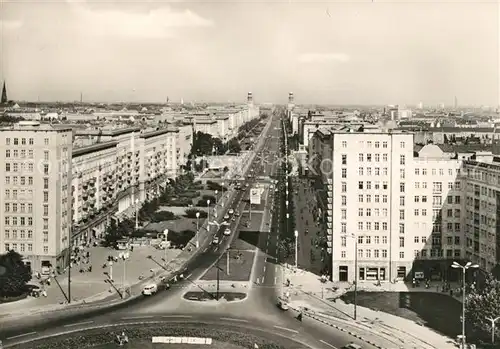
[0,245,182,316]
[278,265,458,349]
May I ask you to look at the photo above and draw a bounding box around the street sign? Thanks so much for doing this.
[250,188,262,205]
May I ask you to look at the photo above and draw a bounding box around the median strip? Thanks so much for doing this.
[64,320,94,328]
[161,315,193,319]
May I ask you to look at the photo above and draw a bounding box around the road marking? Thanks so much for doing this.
[162,315,193,318]
[274,276,277,285]
[220,317,249,322]
[121,316,154,320]
[7,332,37,340]
[203,247,208,252]
[64,320,94,328]
[274,325,299,334]
[263,265,266,273]
[319,339,338,348]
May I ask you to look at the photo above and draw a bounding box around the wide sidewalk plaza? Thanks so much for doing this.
[279,265,458,349]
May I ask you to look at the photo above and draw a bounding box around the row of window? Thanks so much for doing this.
[5,162,50,174]
[5,149,35,159]
[340,248,462,260]
[415,168,459,176]
[5,203,49,215]
[414,181,461,190]
[357,167,392,176]
[357,140,406,148]
[4,216,49,228]
[357,153,389,162]
[356,195,389,204]
[4,229,35,239]
[5,137,46,146]
[5,189,48,201]
[5,176,50,188]
[6,149,50,160]
[4,243,49,254]
[340,249,389,259]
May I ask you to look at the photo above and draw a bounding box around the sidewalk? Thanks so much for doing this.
[0,245,182,317]
[278,265,458,349]
[0,186,236,319]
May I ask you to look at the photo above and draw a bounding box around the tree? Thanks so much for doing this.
[0,250,32,297]
[103,219,124,248]
[227,138,241,153]
[466,273,500,341]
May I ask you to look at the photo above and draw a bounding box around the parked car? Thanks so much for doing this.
[277,298,289,311]
[142,283,158,296]
[228,208,234,215]
[224,228,231,236]
[212,236,220,245]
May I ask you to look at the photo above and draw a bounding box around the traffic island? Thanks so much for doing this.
[200,250,255,282]
[7,322,303,349]
[183,291,247,302]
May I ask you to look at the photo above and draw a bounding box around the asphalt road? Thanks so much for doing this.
[0,110,377,349]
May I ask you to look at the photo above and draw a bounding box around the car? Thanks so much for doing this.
[142,283,158,296]
[212,236,220,245]
[224,228,231,236]
[224,214,230,220]
[277,298,289,311]
[342,344,362,349]
[228,208,234,215]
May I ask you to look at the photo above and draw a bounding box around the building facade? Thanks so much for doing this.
[0,121,73,270]
[310,126,500,283]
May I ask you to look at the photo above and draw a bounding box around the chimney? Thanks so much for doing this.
[289,92,294,104]
[247,92,253,104]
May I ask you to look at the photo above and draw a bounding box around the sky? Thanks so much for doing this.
[0,0,499,106]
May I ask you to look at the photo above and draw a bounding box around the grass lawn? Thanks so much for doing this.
[200,250,255,282]
[340,291,462,338]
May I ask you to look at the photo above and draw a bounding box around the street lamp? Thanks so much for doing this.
[221,182,225,198]
[195,212,200,248]
[163,229,169,266]
[119,250,130,299]
[207,200,211,232]
[135,198,139,229]
[294,230,299,269]
[215,190,218,206]
[486,316,500,344]
[452,261,479,349]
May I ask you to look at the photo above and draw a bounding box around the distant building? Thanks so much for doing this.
[1,81,7,104]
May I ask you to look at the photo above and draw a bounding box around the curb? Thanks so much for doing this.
[289,306,386,349]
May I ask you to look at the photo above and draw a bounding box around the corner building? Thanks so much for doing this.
[311,126,470,283]
[0,121,73,270]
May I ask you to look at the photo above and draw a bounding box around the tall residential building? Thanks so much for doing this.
[310,127,474,283]
[0,121,73,270]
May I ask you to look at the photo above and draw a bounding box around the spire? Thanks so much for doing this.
[1,81,7,104]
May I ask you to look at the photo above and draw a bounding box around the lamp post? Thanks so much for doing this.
[134,198,139,229]
[215,190,218,206]
[195,212,200,248]
[163,229,169,266]
[294,230,298,269]
[486,316,500,344]
[452,261,479,349]
[221,182,225,198]
[120,250,130,299]
[207,200,211,233]
[108,260,114,281]
[286,213,290,237]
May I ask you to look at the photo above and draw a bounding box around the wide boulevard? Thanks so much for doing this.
[0,109,375,349]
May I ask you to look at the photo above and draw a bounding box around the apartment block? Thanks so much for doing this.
[309,126,490,283]
[0,121,179,272]
[0,121,73,270]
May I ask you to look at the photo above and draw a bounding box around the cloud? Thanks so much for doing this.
[0,19,23,30]
[297,53,350,63]
[68,1,213,39]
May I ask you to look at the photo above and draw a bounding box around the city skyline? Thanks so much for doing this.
[1,0,498,106]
